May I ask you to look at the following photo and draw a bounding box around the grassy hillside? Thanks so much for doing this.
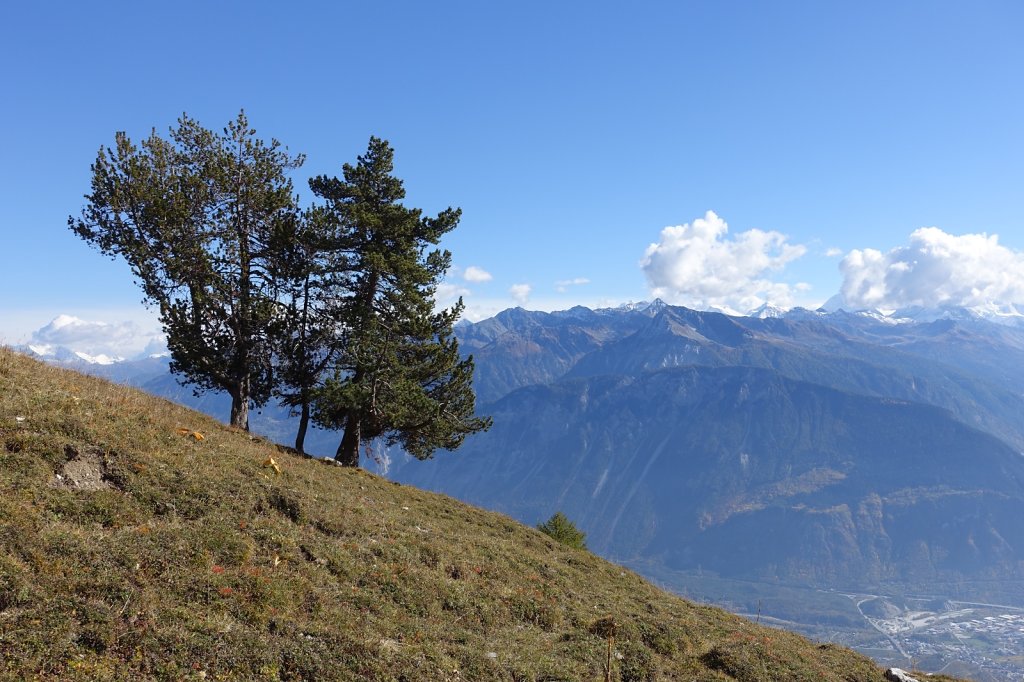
[0,348,963,681]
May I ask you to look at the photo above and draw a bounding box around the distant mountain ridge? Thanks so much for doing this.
[21,299,1024,368]
[451,303,1024,447]
[395,364,1024,588]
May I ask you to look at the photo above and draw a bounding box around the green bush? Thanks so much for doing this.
[536,512,587,549]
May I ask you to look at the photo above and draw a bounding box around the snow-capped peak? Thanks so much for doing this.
[21,343,126,365]
[746,303,788,319]
[818,302,1024,328]
[889,303,1024,327]
[73,350,124,365]
[24,344,82,362]
[27,343,55,357]
[22,313,168,364]
[614,299,667,313]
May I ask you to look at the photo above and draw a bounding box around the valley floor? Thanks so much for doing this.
[845,596,1024,682]
[624,563,1024,682]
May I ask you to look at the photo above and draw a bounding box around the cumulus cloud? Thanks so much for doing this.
[825,247,843,258]
[640,211,807,312]
[838,228,1024,311]
[28,314,165,359]
[555,277,590,293]
[463,266,493,283]
[436,282,471,303]
[459,301,509,322]
[509,283,532,305]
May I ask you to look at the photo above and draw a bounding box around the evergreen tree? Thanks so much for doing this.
[70,112,303,429]
[309,137,490,466]
[537,512,587,550]
[268,209,344,453]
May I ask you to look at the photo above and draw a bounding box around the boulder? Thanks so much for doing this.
[884,669,919,682]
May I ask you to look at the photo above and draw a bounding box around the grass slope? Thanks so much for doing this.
[0,348,963,681]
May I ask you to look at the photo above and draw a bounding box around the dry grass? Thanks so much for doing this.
[0,348,966,681]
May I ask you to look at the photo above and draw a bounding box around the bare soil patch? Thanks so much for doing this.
[51,446,112,491]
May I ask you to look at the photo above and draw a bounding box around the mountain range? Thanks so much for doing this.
[19,302,1024,606]
[387,304,1024,600]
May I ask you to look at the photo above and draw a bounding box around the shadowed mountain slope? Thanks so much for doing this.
[395,365,1024,598]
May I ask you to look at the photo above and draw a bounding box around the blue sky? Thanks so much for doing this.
[2,1,1023,354]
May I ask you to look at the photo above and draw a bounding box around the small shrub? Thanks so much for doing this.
[537,512,587,550]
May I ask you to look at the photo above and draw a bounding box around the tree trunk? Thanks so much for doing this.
[335,414,361,467]
[294,401,310,454]
[233,142,253,434]
[229,392,249,430]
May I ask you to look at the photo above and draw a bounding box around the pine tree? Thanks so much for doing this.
[268,209,344,453]
[537,512,588,550]
[309,137,490,466]
[70,112,303,429]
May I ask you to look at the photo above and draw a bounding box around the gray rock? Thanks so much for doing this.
[884,669,919,682]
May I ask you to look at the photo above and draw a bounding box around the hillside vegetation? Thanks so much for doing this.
[0,348,961,681]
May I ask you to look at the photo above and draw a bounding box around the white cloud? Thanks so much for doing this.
[825,247,843,258]
[28,314,165,359]
[639,211,807,311]
[436,282,471,303]
[463,265,493,283]
[555,277,590,293]
[509,283,532,305]
[838,227,1024,311]
[459,301,509,322]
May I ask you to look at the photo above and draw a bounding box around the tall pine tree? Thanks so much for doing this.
[309,137,490,466]
[70,112,303,429]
